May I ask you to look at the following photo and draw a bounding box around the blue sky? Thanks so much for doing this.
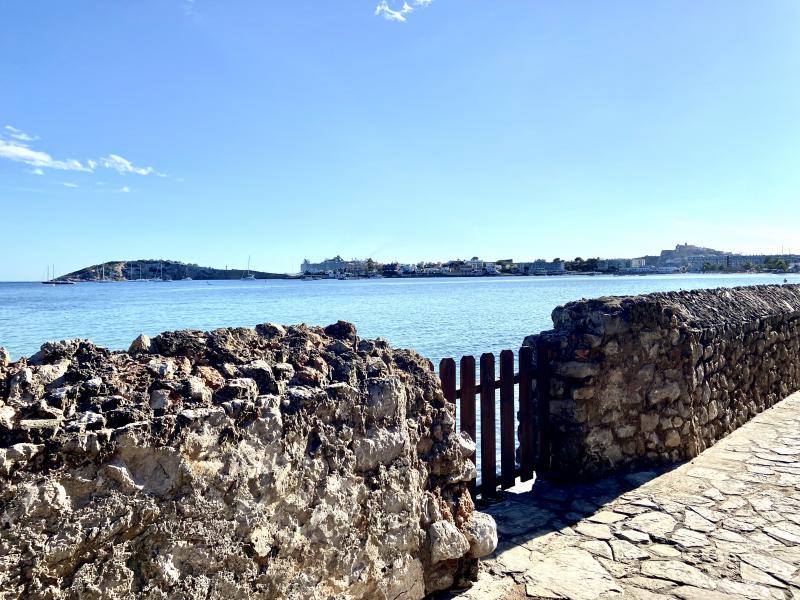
[1,1,799,279]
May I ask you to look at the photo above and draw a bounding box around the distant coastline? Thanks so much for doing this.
[301,244,800,281]
[50,259,296,283]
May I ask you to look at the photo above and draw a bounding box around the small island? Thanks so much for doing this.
[52,259,295,283]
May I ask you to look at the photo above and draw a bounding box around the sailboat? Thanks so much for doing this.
[42,264,74,285]
[41,265,55,285]
[151,261,165,282]
[134,264,148,282]
[241,256,256,280]
[97,263,112,282]
[182,264,193,281]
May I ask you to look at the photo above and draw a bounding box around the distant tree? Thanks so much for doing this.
[702,262,724,273]
[764,256,789,272]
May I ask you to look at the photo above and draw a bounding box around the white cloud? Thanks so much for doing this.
[61,182,79,188]
[118,186,130,193]
[375,0,432,22]
[98,154,159,176]
[0,126,165,178]
[5,125,39,142]
[0,138,92,172]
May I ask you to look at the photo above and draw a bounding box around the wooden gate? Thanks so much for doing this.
[438,344,550,498]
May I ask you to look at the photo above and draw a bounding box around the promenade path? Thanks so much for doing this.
[448,391,800,600]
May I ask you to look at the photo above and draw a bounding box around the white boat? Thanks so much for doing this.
[241,256,256,280]
[97,263,112,282]
[151,261,165,282]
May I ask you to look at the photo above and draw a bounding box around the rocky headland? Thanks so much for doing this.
[0,322,496,599]
[56,259,293,282]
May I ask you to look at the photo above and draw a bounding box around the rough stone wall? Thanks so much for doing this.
[524,284,800,476]
[0,322,496,600]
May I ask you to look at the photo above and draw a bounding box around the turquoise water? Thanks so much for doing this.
[1,273,795,362]
[2,273,796,478]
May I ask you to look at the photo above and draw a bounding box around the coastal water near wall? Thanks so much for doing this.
[526,284,800,475]
[0,323,496,599]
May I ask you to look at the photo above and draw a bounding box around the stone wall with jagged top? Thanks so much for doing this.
[0,322,496,599]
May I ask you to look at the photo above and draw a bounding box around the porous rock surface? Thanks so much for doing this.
[0,321,496,599]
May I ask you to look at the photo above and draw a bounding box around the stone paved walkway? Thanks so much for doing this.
[445,391,800,600]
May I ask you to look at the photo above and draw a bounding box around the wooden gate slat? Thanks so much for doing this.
[499,349,515,489]
[460,356,477,494]
[439,358,456,405]
[518,345,535,481]
[479,353,496,497]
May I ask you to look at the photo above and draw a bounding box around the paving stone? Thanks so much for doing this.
[740,553,796,581]
[720,496,749,511]
[765,524,800,545]
[628,512,677,538]
[683,510,716,533]
[639,560,715,589]
[597,556,635,579]
[648,544,681,558]
[609,539,649,562]
[687,467,730,482]
[575,522,614,540]
[618,529,651,544]
[587,510,626,524]
[491,503,556,536]
[703,488,726,501]
[740,562,787,588]
[465,394,800,600]
[496,543,532,573]
[711,528,749,543]
[671,585,742,599]
[622,576,676,592]
[717,578,776,600]
[724,517,760,532]
[523,548,622,600]
[619,586,671,599]
[671,528,711,549]
[579,540,613,560]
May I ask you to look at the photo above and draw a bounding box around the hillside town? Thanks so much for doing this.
[300,244,800,279]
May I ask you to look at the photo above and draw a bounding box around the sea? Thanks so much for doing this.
[1,273,795,362]
[2,273,795,474]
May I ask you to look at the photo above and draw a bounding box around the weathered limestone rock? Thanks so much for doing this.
[0,323,496,599]
[525,284,800,475]
[128,333,152,354]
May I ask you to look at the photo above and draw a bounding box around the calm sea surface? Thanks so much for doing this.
[2,273,796,475]
[1,273,795,361]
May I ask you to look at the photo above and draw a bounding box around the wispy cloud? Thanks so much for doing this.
[118,186,131,193]
[375,0,433,22]
[98,154,160,176]
[0,126,165,178]
[5,125,39,142]
[0,138,92,172]
[61,182,79,188]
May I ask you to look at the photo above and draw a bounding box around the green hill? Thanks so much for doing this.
[57,260,294,282]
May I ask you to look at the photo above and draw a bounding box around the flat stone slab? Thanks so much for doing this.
[446,391,800,600]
